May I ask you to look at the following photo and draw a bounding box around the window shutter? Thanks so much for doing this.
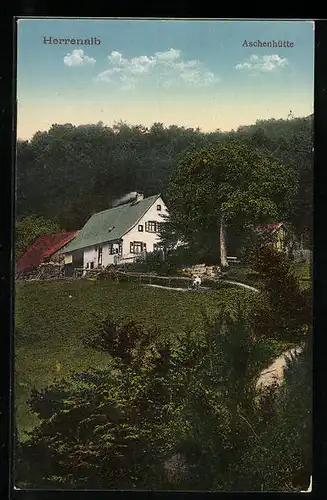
[145,221,148,232]
[130,242,134,253]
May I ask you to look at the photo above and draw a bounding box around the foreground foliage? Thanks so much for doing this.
[247,245,311,343]
[16,309,311,491]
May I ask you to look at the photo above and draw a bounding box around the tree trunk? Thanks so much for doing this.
[220,215,229,268]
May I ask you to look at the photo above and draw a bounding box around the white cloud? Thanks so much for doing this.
[235,54,289,73]
[94,48,218,89]
[155,48,181,62]
[64,49,96,67]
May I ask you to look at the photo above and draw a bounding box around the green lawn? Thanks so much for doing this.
[294,262,311,289]
[223,266,263,287]
[15,279,253,440]
[226,262,311,290]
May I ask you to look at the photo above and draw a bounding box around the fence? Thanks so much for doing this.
[113,270,193,288]
[19,265,222,290]
[113,270,223,289]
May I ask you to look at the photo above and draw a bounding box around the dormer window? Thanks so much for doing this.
[138,224,144,232]
[157,204,162,211]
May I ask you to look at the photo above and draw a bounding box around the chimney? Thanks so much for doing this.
[136,192,144,202]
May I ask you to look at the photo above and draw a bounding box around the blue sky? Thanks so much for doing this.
[17,19,314,139]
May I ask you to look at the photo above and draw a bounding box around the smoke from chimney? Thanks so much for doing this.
[112,191,144,207]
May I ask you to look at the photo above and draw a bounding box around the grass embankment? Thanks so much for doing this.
[294,262,311,289]
[226,262,311,290]
[223,266,263,287]
[15,279,291,440]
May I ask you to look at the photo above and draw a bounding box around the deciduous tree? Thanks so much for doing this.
[163,141,296,267]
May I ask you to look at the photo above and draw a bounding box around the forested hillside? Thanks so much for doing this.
[16,116,313,243]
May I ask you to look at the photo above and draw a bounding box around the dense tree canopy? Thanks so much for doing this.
[15,215,63,260]
[161,141,297,263]
[16,117,312,245]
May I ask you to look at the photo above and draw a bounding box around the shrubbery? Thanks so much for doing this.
[124,247,200,276]
[247,245,311,343]
[16,308,311,491]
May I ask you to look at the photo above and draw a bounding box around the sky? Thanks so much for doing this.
[16,18,314,140]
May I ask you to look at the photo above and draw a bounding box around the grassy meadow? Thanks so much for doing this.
[15,279,256,440]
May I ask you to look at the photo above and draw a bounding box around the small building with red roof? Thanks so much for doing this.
[252,222,298,255]
[16,231,77,275]
[252,222,311,263]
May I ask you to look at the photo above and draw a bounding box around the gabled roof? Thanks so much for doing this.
[63,194,161,253]
[254,222,283,233]
[16,232,77,273]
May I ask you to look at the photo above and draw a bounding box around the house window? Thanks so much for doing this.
[138,224,144,232]
[130,241,145,254]
[98,246,103,265]
[90,262,94,269]
[145,221,157,233]
[154,243,164,251]
[157,204,162,211]
[145,221,164,233]
[109,244,119,255]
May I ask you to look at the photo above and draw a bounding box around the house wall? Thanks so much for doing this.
[82,241,122,268]
[121,196,168,262]
[275,227,285,251]
[66,196,168,269]
[99,242,121,267]
[45,249,62,263]
[83,247,98,269]
[64,254,73,264]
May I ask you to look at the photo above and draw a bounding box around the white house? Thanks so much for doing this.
[62,193,169,270]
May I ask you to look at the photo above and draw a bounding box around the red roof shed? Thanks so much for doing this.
[16,232,77,273]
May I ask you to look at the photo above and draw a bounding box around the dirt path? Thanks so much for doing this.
[143,284,189,292]
[256,346,303,389]
[220,279,259,293]
[143,280,259,293]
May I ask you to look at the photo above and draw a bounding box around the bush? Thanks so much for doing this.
[247,245,311,343]
[125,247,202,277]
[237,343,312,491]
[16,305,311,491]
[16,309,278,489]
